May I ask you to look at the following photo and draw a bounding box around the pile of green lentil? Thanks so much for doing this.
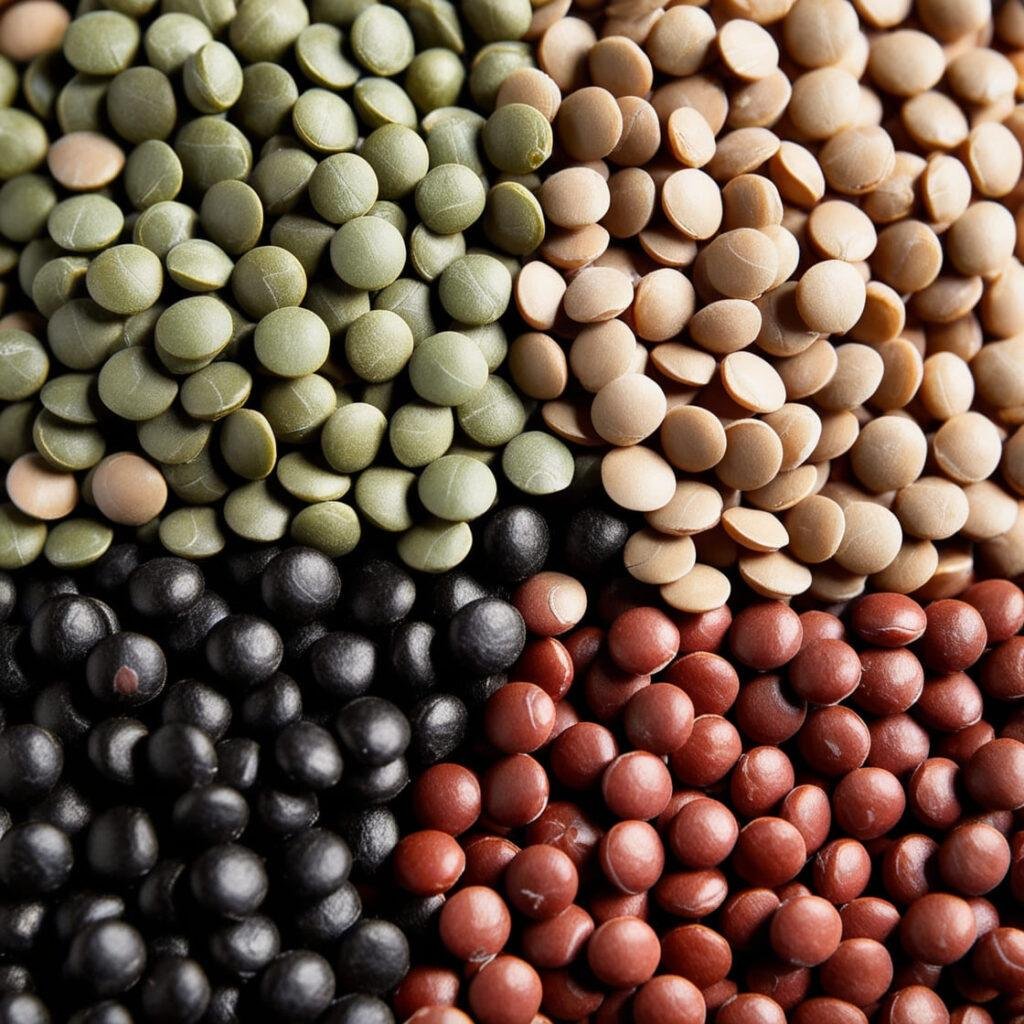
[0,0,579,572]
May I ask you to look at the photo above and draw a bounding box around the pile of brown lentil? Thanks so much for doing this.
[503,0,1024,611]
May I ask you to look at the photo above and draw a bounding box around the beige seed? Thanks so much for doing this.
[783,0,858,68]
[834,500,901,574]
[809,410,860,461]
[947,202,1016,278]
[972,336,1024,409]
[541,399,603,446]
[728,69,793,130]
[722,175,783,231]
[850,416,927,493]
[590,373,667,446]
[962,480,1019,540]
[919,154,972,225]
[508,333,568,401]
[0,0,69,60]
[910,274,983,324]
[788,68,860,141]
[769,142,825,208]
[819,124,895,195]
[763,403,821,470]
[525,0,571,40]
[720,351,786,414]
[690,299,762,355]
[902,91,969,152]
[814,343,884,410]
[660,563,731,613]
[588,35,653,98]
[47,132,126,192]
[638,224,698,269]
[893,476,970,539]
[705,128,780,182]
[981,261,1024,339]
[5,452,78,521]
[871,538,939,594]
[917,0,989,40]
[745,464,819,511]
[965,124,1022,201]
[538,17,596,93]
[632,268,696,343]
[795,260,866,335]
[867,30,946,97]
[717,418,784,491]
[601,445,676,512]
[92,452,168,527]
[850,283,905,346]
[539,168,610,229]
[755,283,819,358]
[557,87,623,162]
[722,506,789,552]
[854,0,912,28]
[785,494,845,563]
[645,5,716,76]
[807,200,876,262]
[981,502,1024,579]
[926,315,982,361]
[919,352,974,420]
[703,228,778,301]
[718,19,779,80]
[646,480,724,536]
[515,261,566,331]
[915,546,974,601]
[661,169,723,241]
[603,168,655,239]
[933,411,1004,484]
[947,48,1017,106]
[666,107,716,168]
[623,529,697,585]
[609,97,661,167]
[810,563,867,602]
[740,551,812,597]
[871,220,943,295]
[650,344,716,387]
[539,224,610,271]
[569,319,636,393]
[863,151,925,225]
[496,68,562,121]
[562,267,634,324]
[776,338,838,400]
[661,406,728,473]
[651,76,730,136]
[868,337,921,411]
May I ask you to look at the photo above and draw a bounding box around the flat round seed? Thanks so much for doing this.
[662,169,722,241]
[721,352,786,414]
[870,537,938,594]
[660,563,731,613]
[834,501,902,574]
[591,374,666,446]
[158,507,225,559]
[795,260,866,334]
[508,333,567,401]
[947,202,1016,278]
[397,519,472,574]
[704,228,779,300]
[893,477,969,540]
[868,30,945,96]
[650,344,716,387]
[717,419,784,491]
[98,349,178,422]
[919,154,971,225]
[277,453,350,504]
[964,123,1022,199]
[601,446,676,512]
[290,501,361,557]
[850,417,927,492]
[514,261,566,332]
[933,411,1003,484]
[540,224,610,271]
[569,320,635,394]
[645,481,724,537]
[646,6,715,76]
[810,411,859,462]
[0,503,48,569]
[44,518,113,569]
[690,300,762,355]
[807,200,876,262]
[557,87,622,161]
[770,142,825,207]
[962,480,1019,540]
[785,494,845,563]
[729,69,792,129]
[5,453,77,521]
[588,35,653,97]
[624,528,696,585]
[223,480,291,542]
[91,452,168,526]
[763,404,821,470]
[502,431,574,495]
[746,463,819,512]
[220,409,277,481]
[659,407,727,475]
[722,507,789,552]
[418,454,497,521]
[496,68,562,121]
[354,467,414,532]
[563,267,634,324]
[137,408,212,466]
[740,551,812,597]
[718,19,778,80]
[788,67,860,140]
[539,168,609,229]
[666,107,716,168]
[814,343,883,411]
[181,363,252,422]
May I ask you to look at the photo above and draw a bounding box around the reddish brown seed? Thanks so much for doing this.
[791,997,869,1024]
[820,938,894,1007]
[735,674,807,744]
[484,682,556,754]
[813,838,872,904]
[964,738,1024,810]
[602,751,672,820]
[467,955,542,1024]
[462,836,520,888]
[800,610,846,644]
[876,986,950,1024]
[720,888,781,950]
[915,671,982,731]
[536,967,603,1020]
[564,625,604,673]
[908,757,962,830]
[584,657,651,721]
[798,706,870,776]
[599,820,664,895]
[788,638,862,704]
[729,745,795,816]
[587,916,661,989]
[779,784,831,855]
[981,636,1024,700]
[413,763,481,835]
[744,960,810,1011]
[961,579,1024,643]
[668,797,739,869]
[920,599,988,672]
[833,767,906,840]
[938,822,1011,896]
[717,993,786,1024]
[505,844,578,920]
[514,572,588,636]
[550,701,577,740]
[521,905,594,969]
[439,886,512,961]
[881,834,938,905]
[588,885,648,925]
[867,714,931,776]
[654,869,729,918]
[730,601,803,669]
[854,648,924,715]
[661,923,733,988]
[850,594,928,647]
[972,927,1024,993]
[393,830,466,896]
[770,895,843,966]
[676,605,733,653]
[937,721,995,765]
[623,683,694,756]
[733,817,807,886]
[901,892,978,965]
[608,607,680,674]
[549,721,618,790]
[669,715,742,786]
[513,637,575,701]
[526,801,602,868]
[632,975,706,1024]
[482,754,549,828]
[664,652,740,716]
[392,966,461,1019]
[841,897,901,942]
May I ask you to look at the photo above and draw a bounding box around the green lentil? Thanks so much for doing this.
[290,500,361,555]
[47,300,124,371]
[98,348,178,421]
[44,518,113,568]
[354,467,415,531]
[397,517,472,572]
[166,239,234,292]
[462,0,532,40]
[312,0,375,24]
[63,11,141,76]
[485,181,545,255]
[224,479,291,541]
[123,304,163,348]
[502,430,574,494]
[0,175,57,243]
[255,306,330,378]
[277,451,351,502]
[360,124,430,200]
[415,164,486,234]
[482,103,553,174]
[418,453,497,520]
[374,277,436,342]
[163,0,237,32]
[0,329,48,401]
[367,201,408,235]
[48,196,125,254]
[144,13,212,73]
[40,374,100,425]
[408,331,488,406]
[237,63,298,138]
[106,67,177,145]
[269,216,335,276]
[32,256,90,318]
[231,245,307,319]
[220,407,277,479]
[0,56,16,108]
[308,152,379,225]
[86,244,164,315]
[351,5,415,76]
[469,41,532,111]
[159,505,225,557]
[156,296,233,367]
[406,48,466,113]
[408,0,464,53]
[133,201,197,258]
[18,238,61,296]
[438,253,512,325]
[176,116,252,191]
[457,374,527,446]
[180,361,252,421]
[184,42,244,115]
[330,217,406,291]
[353,77,418,129]
[305,280,370,336]
[124,141,184,210]
[293,89,359,154]
[388,402,454,467]
[163,449,229,504]
[229,0,309,61]
[321,401,387,472]
[137,407,212,465]
[425,110,485,174]
[55,76,108,135]
[345,309,414,382]
[32,410,106,471]
[261,373,337,442]
[360,381,395,414]
[0,403,35,464]
[22,53,61,121]
[296,23,361,89]
[199,180,263,255]
[0,504,47,569]
[461,321,509,371]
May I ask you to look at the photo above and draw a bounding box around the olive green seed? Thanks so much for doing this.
[124,141,184,210]
[166,239,234,293]
[0,403,40,464]
[312,0,375,25]
[31,410,105,471]
[237,63,298,139]
[133,201,197,259]
[255,306,330,377]
[18,238,61,297]
[407,0,464,53]
[367,201,408,235]
[48,196,124,253]
[351,5,415,76]
[438,253,512,325]
[321,401,387,473]
[308,152,379,225]
[469,41,533,112]
[330,216,406,291]
[0,174,57,243]
[353,77,419,130]
[232,245,307,319]
[296,23,360,89]
[55,76,108,136]
[290,501,361,556]
[276,451,351,502]
[485,181,545,255]
[409,330,488,406]
[270,215,335,276]
[360,124,430,200]
[219,408,277,480]
[460,322,509,371]
[144,13,212,74]
[40,374,100,425]
[175,116,252,191]
[63,11,140,76]
[229,0,309,62]
[251,148,318,217]
[482,102,553,174]
[306,280,371,336]
[158,505,225,557]
[374,277,436,342]
[137,407,212,465]
[223,479,291,541]
[0,329,49,401]
[163,0,236,32]
[86,244,164,316]
[502,430,574,494]
[33,256,89,318]
[43,518,113,569]
[344,309,414,382]
[200,180,263,255]
[261,373,337,442]
[415,164,486,235]
[106,67,177,145]
[354,466,416,531]
[163,449,229,504]
[418,453,497,521]
[388,403,454,467]
[425,110,485,175]
[46,300,123,371]
[462,0,532,42]
[156,295,233,364]
[411,224,466,282]
[458,374,527,446]
[181,361,252,421]
[397,517,472,573]
[405,48,466,113]
[183,41,243,114]
[293,89,359,154]
[98,347,178,421]
[0,55,16,108]
[0,503,47,570]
